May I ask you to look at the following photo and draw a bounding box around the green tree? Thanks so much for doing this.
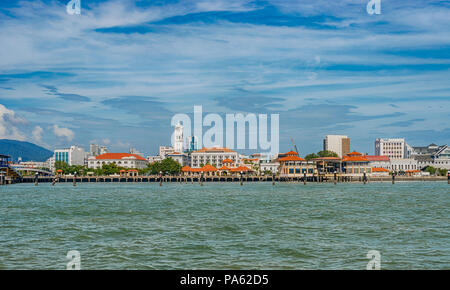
[304,153,319,160]
[317,150,339,158]
[438,168,448,176]
[425,166,437,175]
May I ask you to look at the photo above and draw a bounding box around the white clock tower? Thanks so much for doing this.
[173,121,184,153]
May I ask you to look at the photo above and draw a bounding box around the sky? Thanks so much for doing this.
[0,0,449,156]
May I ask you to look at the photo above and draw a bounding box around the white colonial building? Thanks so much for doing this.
[88,153,148,169]
[390,158,419,172]
[190,147,239,168]
[166,152,189,166]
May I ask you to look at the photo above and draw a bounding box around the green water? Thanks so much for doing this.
[0,182,449,269]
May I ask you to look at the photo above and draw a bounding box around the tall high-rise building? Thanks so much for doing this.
[187,136,198,152]
[99,146,109,155]
[173,121,184,153]
[89,144,99,156]
[375,138,408,159]
[54,146,86,166]
[323,135,350,158]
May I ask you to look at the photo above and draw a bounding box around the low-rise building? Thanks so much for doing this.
[390,158,418,172]
[159,146,174,159]
[190,147,239,168]
[365,155,390,170]
[342,152,371,175]
[278,151,317,177]
[88,153,148,169]
[412,144,450,170]
[166,152,189,166]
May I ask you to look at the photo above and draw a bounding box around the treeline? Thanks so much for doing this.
[54,158,182,176]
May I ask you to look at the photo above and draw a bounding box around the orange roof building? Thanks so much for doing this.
[372,167,390,172]
[88,153,148,170]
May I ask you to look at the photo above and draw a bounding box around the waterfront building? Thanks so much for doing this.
[147,155,162,163]
[390,158,419,172]
[375,138,410,159]
[87,153,148,169]
[54,146,86,166]
[312,157,342,174]
[412,144,450,170]
[365,155,390,170]
[342,152,371,175]
[159,146,174,159]
[259,161,280,174]
[278,151,317,177]
[166,152,189,166]
[190,147,239,168]
[323,135,350,158]
[371,167,390,176]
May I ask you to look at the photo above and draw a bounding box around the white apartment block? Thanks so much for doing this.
[159,146,174,159]
[375,138,409,159]
[323,135,350,158]
[190,147,239,168]
[54,146,86,166]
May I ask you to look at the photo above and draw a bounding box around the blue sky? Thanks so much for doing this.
[0,0,449,156]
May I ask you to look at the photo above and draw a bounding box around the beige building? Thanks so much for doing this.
[190,147,239,168]
[88,153,148,169]
[323,135,350,158]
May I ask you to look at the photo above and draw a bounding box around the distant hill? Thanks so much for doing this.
[0,139,53,162]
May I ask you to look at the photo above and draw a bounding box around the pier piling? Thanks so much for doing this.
[34,173,39,186]
[303,173,307,185]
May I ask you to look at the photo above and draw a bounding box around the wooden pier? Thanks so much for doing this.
[19,174,447,184]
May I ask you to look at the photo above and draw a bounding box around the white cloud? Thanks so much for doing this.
[52,124,75,141]
[32,125,43,142]
[0,104,27,140]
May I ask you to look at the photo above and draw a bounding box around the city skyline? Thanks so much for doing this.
[1,0,449,156]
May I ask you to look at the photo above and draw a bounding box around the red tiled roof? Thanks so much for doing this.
[342,156,369,162]
[201,164,218,172]
[279,156,305,162]
[222,158,234,163]
[193,147,236,153]
[181,166,192,172]
[230,166,251,172]
[347,151,363,156]
[96,153,146,161]
[219,166,230,170]
[284,151,299,156]
[365,155,390,161]
[372,167,390,172]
